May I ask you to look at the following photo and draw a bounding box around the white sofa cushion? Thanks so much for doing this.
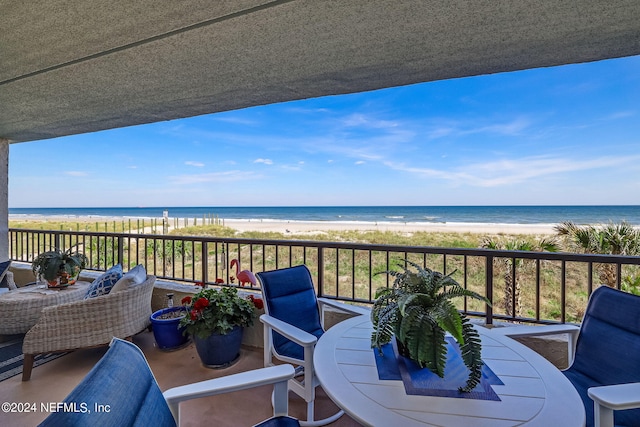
[111,264,147,293]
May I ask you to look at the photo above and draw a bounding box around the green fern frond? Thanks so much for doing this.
[433,301,464,344]
[398,307,446,376]
[371,299,399,349]
[458,316,483,392]
[433,285,490,306]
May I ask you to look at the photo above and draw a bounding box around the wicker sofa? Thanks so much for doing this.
[22,274,156,381]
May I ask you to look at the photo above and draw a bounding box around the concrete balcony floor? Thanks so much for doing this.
[0,331,362,426]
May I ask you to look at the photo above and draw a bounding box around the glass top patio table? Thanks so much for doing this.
[314,315,585,427]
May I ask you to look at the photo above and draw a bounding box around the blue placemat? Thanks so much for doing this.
[374,337,503,400]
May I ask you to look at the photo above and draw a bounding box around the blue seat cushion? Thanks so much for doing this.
[258,265,324,360]
[39,339,175,427]
[256,416,301,427]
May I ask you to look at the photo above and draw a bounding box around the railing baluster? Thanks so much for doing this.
[117,236,124,267]
[351,249,355,301]
[318,247,324,298]
[535,258,541,321]
[561,260,567,323]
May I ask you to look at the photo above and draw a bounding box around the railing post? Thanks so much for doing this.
[485,255,494,325]
[317,247,324,298]
[201,242,208,284]
[117,236,124,267]
[54,232,60,250]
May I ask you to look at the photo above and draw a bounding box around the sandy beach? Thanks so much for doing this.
[9,214,558,236]
[221,219,557,235]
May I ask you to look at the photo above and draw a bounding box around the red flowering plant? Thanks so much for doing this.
[179,287,255,339]
[247,294,264,310]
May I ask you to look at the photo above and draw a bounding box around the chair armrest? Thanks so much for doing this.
[318,297,370,317]
[588,383,640,410]
[492,324,580,338]
[588,383,640,427]
[492,324,580,365]
[260,314,317,346]
[164,364,295,423]
[5,271,17,290]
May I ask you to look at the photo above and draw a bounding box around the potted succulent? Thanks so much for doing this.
[31,246,88,288]
[371,259,491,392]
[179,287,255,368]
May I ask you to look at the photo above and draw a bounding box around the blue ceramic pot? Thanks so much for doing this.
[150,307,189,350]
[194,325,244,368]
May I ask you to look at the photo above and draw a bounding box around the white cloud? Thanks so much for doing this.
[168,170,260,185]
[355,161,366,165]
[65,171,88,177]
[604,110,636,120]
[386,154,640,187]
[185,161,205,167]
[426,116,532,140]
[254,158,273,165]
[342,113,399,130]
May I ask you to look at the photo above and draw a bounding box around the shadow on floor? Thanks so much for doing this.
[0,331,362,426]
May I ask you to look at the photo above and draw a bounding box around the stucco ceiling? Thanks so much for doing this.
[2,0,640,143]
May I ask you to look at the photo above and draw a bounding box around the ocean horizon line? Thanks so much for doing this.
[8,205,640,226]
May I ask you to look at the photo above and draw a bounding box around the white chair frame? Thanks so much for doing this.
[260,296,369,427]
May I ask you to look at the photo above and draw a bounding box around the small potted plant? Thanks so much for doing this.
[371,259,491,392]
[31,246,88,288]
[179,286,255,368]
[150,293,190,350]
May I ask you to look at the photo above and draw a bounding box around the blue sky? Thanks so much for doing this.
[9,55,640,207]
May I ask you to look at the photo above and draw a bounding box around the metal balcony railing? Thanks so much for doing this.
[9,228,640,325]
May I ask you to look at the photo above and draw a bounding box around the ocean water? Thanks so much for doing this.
[8,206,640,226]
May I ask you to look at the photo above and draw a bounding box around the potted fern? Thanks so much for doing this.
[371,260,490,392]
[31,246,88,288]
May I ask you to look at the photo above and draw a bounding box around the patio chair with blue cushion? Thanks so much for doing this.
[257,265,369,426]
[38,338,299,427]
[495,286,640,427]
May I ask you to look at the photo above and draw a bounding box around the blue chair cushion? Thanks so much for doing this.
[255,416,300,427]
[84,264,123,299]
[258,265,324,360]
[564,286,640,427]
[38,339,175,427]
